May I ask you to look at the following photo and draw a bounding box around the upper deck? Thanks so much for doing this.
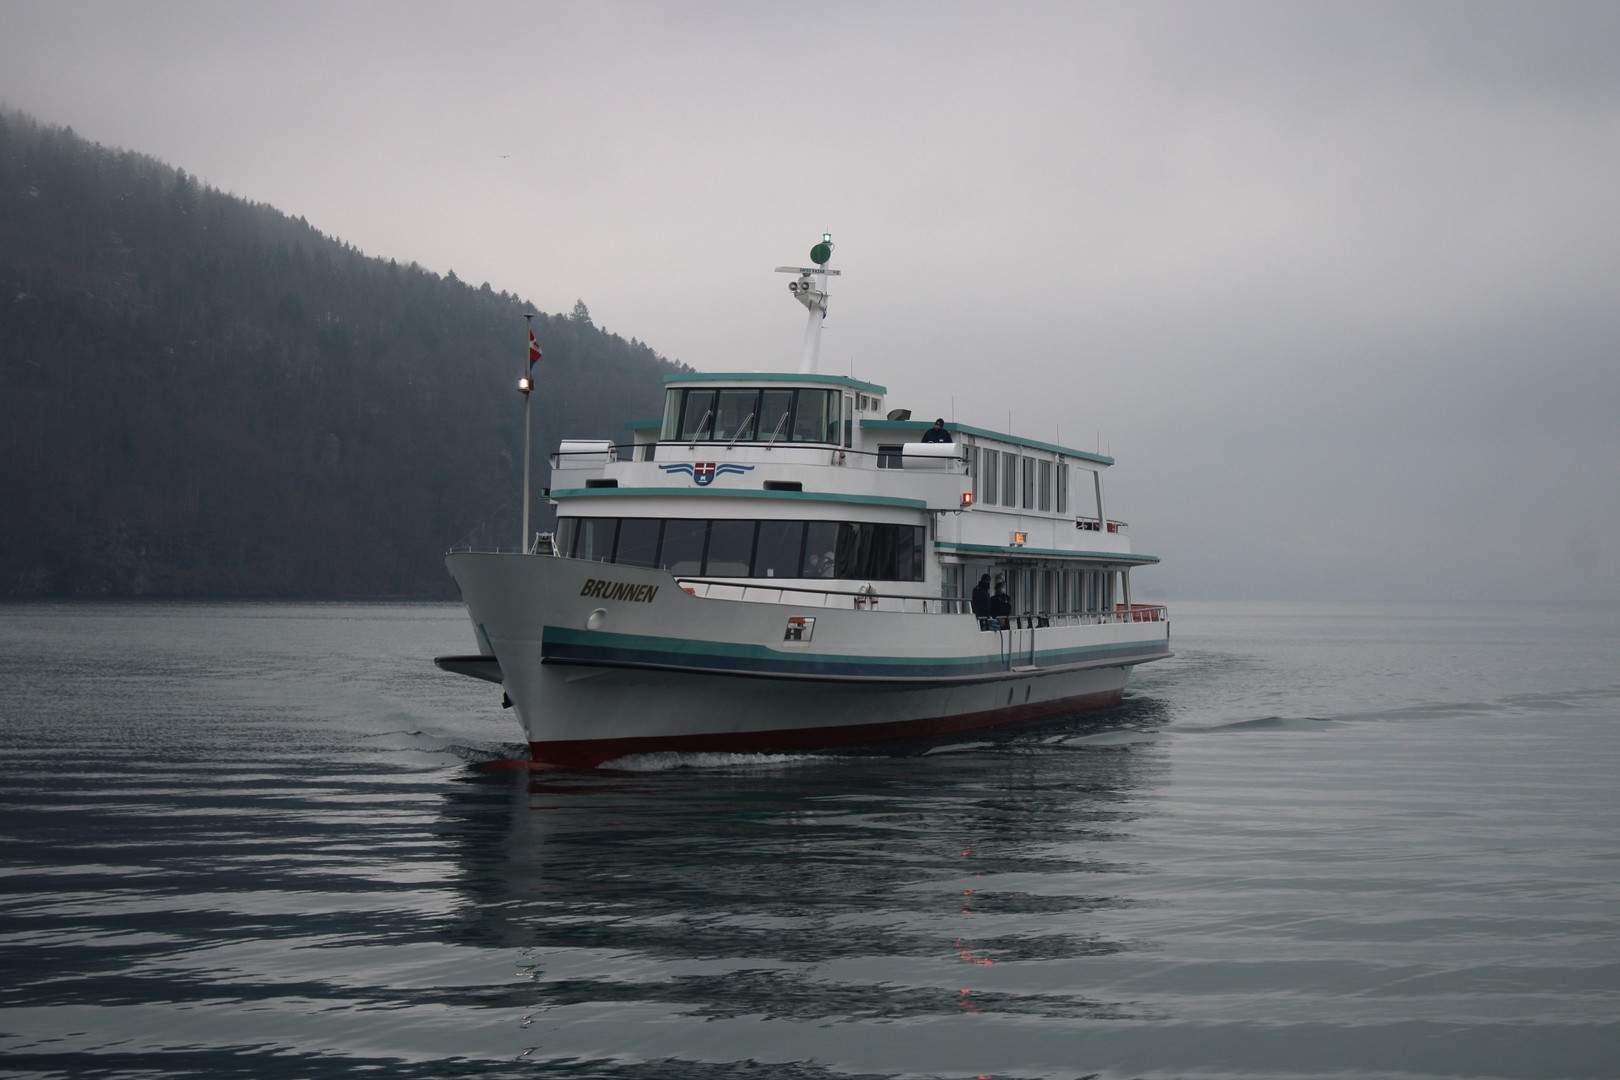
[547,372,1148,564]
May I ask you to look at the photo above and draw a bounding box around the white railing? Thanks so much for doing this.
[676,578,943,613]
[674,582,1168,624]
[1074,518,1129,535]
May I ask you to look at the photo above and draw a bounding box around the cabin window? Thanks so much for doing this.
[661,519,708,574]
[556,517,925,580]
[1038,460,1052,512]
[877,444,903,468]
[941,564,965,615]
[1057,464,1069,514]
[715,389,759,441]
[755,520,805,578]
[706,520,757,575]
[1021,457,1036,509]
[571,518,618,561]
[615,518,663,568]
[804,521,839,577]
[981,448,998,504]
[1001,453,1017,507]
[833,522,923,581]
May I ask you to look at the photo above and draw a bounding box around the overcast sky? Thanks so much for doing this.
[3,0,1617,600]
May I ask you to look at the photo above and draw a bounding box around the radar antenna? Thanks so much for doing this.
[774,233,841,374]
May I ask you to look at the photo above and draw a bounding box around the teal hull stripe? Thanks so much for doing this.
[542,626,1169,681]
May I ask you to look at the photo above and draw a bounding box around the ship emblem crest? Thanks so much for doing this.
[658,462,756,486]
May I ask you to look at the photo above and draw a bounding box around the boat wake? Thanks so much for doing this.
[1179,715,1337,733]
[601,750,836,772]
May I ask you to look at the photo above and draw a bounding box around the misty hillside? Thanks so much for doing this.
[0,109,682,597]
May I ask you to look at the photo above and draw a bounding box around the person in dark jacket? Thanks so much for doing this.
[970,573,992,621]
[989,578,1012,622]
[921,418,952,443]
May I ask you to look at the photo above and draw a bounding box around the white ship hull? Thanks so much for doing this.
[447,551,1169,768]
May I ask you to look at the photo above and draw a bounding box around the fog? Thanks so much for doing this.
[4,0,1617,599]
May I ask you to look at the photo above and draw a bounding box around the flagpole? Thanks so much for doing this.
[520,312,536,552]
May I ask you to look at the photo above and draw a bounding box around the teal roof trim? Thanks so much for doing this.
[551,487,927,510]
[860,420,1113,465]
[935,541,1160,565]
[664,371,888,395]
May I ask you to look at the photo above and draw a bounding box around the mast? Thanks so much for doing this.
[775,233,841,374]
[519,312,536,552]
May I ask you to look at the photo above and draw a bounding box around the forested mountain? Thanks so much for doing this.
[0,109,681,597]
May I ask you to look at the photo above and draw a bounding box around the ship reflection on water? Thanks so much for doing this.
[433,701,1170,1050]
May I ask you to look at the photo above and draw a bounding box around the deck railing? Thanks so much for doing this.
[675,578,1166,625]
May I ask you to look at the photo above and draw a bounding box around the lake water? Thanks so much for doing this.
[1,599,1617,1079]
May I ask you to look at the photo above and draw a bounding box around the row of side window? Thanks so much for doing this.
[556,517,926,581]
[967,446,1070,513]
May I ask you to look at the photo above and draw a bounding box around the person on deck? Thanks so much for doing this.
[990,578,1012,624]
[921,418,952,443]
[970,573,992,624]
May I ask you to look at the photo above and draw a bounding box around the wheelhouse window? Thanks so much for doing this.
[660,392,681,442]
[1001,453,1017,507]
[678,389,716,440]
[714,389,758,441]
[660,386,841,444]
[792,388,837,443]
[981,448,998,504]
[760,389,794,442]
[1038,459,1053,512]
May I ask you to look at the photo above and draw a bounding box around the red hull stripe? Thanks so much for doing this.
[522,688,1125,769]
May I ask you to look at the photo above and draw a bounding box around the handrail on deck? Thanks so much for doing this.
[674,577,1168,623]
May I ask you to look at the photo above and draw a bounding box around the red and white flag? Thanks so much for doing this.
[528,327,543,370]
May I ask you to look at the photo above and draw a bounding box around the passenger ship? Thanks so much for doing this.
[437,238,1170,767]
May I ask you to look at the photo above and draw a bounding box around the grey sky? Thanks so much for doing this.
[3,0,1617,600]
